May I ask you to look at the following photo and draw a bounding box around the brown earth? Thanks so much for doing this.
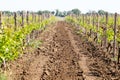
[7,21,120,80]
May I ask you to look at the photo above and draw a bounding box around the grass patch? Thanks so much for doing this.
[0,73,7,80]
[111,56,118,61]
[27,40,43,49]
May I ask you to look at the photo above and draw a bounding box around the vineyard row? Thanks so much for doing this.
[0,11,56,66]
[66,13,120,64]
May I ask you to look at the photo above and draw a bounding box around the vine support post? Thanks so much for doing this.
[26,11,30,45]
[35,14,37,22]
[92,13,95,28]
[89,13,92,38]
[89,13,91,25]
[42,14,45,21]
[21,11,25,46]
[113,13,117,57]
[41,14,43,22]
[96,13,99,43]
[92,13,95,39]
[40,15,42,23]
[103,12,108,48]
[14,12,17,31]
[82,14,85,32]
[26,11,29,25]
[22,11,24,26]
[79,14,82,23]
[32,12,34,23]
[117,42,120,64]
[82,14,86,35]
[85,14,87,24]
[82,14,84,26]
[38,14,40,23]
[0,11,2,28]
[85,14,88,35]
[8,15,10,24]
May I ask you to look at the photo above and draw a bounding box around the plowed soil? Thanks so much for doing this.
[8,21,120,80]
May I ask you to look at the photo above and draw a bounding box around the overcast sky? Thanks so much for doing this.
[0,0,120,13]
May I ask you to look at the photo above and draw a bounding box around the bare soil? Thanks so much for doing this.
[7,21,120,80]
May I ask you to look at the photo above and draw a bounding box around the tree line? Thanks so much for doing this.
[1,9,110,17]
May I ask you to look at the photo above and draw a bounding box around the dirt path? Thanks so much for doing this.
[7,21,120,80]
[8,23,57,80]
[65,26,98,80]
[40,21,84,80]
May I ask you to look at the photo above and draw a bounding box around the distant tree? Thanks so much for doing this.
[37,11,42,15]
[55,9,59,16]
[67,11,73,15]
[86,10,92,15]
[3,11,12,16]
[91,11,97,14]
[42,10,50,14]
[54,10,67,17]
[16,11,22,15]
[51,11,55,15]
[98,10,106,15]
[63,11,67,16]
[58,12,62,16]
[86,10,97,15]
[37,10,51,15]
[71,9,81,15]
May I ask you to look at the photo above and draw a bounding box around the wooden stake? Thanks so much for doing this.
[14,12,17,30]
[32,12,34,22]
[82,14,84,25]
[21,11,24,26]
[35,14,36,22]
[38,14,40,23]
[7,15,10,24]
[26,11,29,24]
[113,13,117,57]
[96,13,99,43]
[0,11,2,28]
[92,13,95,27]
[89,14,91,25]
[117,43,120,64]
[89,14,92,38]
[103,12,108,48]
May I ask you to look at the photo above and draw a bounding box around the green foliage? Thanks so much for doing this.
[98,10,106,15]
[0,16,56,64]
[65,15,116,44]
[0,73,7,80]
[117,25,120,42]
[71,9,81,15]
[106,28,114,42]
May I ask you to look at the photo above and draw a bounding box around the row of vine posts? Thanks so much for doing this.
[0,11,51,47]
[70,12,120,64]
